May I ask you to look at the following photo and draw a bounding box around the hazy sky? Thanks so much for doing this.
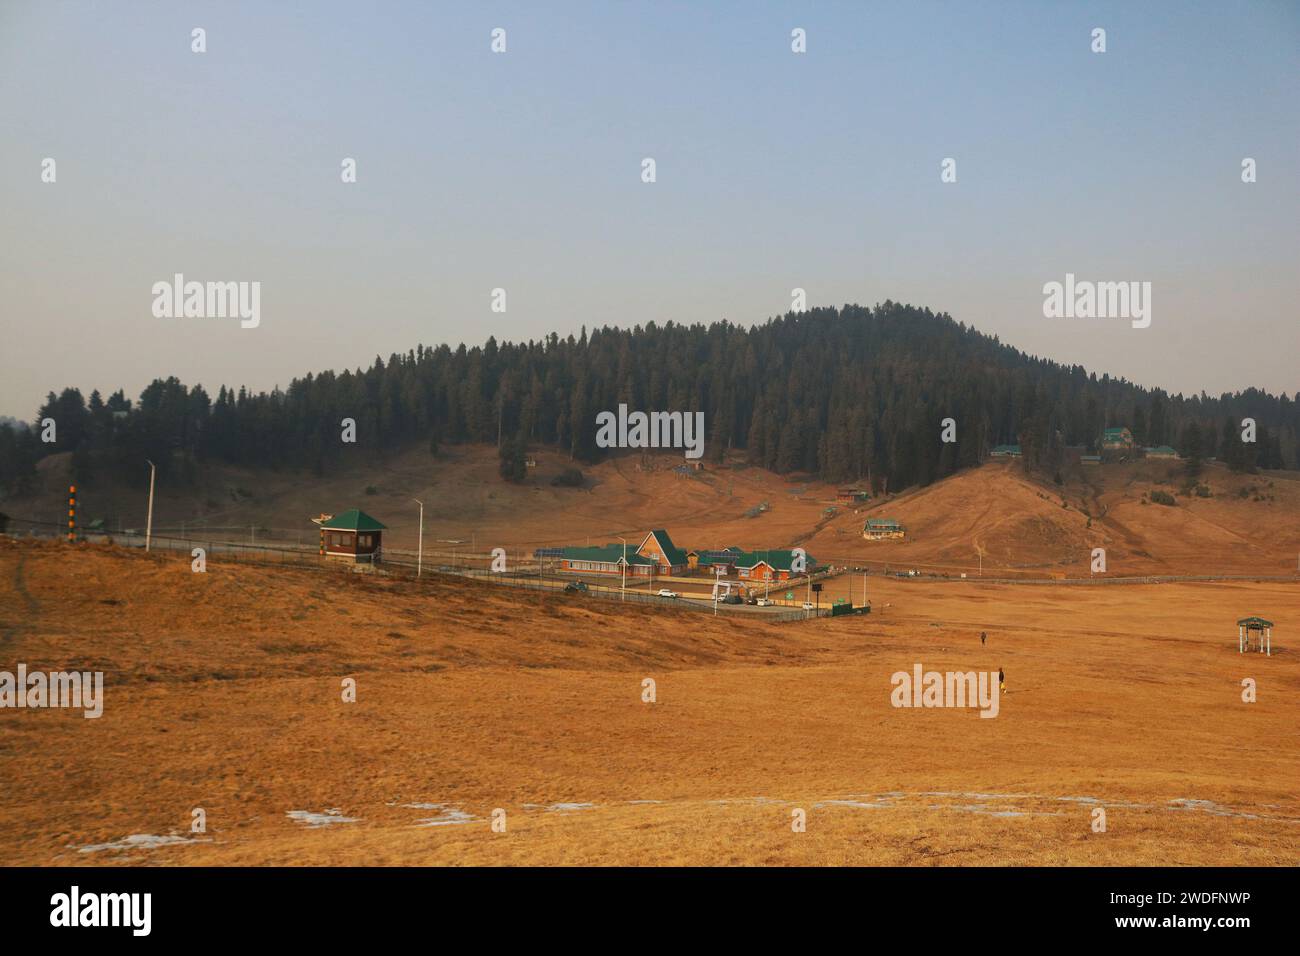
[1,0,1297,421]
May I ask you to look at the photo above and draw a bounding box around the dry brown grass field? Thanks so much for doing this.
[1,527,1297,866]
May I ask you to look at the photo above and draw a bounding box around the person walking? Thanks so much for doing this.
[980,631,987,646]
[998,667,1005,694]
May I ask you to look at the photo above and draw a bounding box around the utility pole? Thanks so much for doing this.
[144,459,156,552]
[413,499,424,577]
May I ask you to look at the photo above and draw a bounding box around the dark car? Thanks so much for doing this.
[564,581,588,593]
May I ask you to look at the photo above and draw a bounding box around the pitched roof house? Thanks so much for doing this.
[863,518,906,540]
[318,509,387,563]
[732,549,816,581]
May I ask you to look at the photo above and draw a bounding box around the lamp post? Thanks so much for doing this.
[144,459,156,552]
[412,499,424,577]
[618,536,627,601]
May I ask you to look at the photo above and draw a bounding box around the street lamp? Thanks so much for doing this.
[618,536,627,601]
[412,498,424,577]
[144,459,156,552]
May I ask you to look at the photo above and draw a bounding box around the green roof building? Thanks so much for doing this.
[864,517,906,540]
[317,509,387,563]
[732,549,817,581]
[1102,427,1134,448]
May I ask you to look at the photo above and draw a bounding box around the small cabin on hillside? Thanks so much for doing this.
[1144,445,1178,459]
[1101,427,1135,452]
[316,509,387,564]
[990,444,1022,459]
[864,518,906,540]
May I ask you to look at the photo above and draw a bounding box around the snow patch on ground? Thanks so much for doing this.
[286,809,359,827]
[78,833,207,853]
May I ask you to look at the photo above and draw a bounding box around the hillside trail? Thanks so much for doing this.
[1,553,40,644]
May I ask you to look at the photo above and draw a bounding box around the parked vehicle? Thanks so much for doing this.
[755,598,774,607]
[564,581,588,593]
[722,594,743,605]
[801,601,816,610]
[657,589,679,599]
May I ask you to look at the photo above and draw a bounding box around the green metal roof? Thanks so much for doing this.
[866,518,902,529]
[990,444,1021,455]
[320,508,387,531]
[1146,445,1177,455]
[562,545,654,565]
[1237,616,1274,628]
[1103,427,1131,438]
[689,546,747,565]
[643,529,688,566]
[732,549,816,572]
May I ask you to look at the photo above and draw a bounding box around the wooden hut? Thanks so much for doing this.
[317,509,387,564]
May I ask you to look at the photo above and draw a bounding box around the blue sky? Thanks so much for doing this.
[1,0,1297,419]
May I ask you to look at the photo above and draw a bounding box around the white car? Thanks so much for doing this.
[801,601,816,611]
[657,589,679,599]
[755,598,774,607]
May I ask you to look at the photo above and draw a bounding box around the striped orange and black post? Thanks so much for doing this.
[67,485,76,542]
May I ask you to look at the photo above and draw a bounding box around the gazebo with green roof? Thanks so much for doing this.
[318,509,388,564]
[1237,616,1273,656]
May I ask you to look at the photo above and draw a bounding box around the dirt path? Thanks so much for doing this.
[0,553,39,643]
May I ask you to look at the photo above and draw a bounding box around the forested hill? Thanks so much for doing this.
[2,302,1296,494]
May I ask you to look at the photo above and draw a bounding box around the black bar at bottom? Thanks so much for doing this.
[0,866,1285,942]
